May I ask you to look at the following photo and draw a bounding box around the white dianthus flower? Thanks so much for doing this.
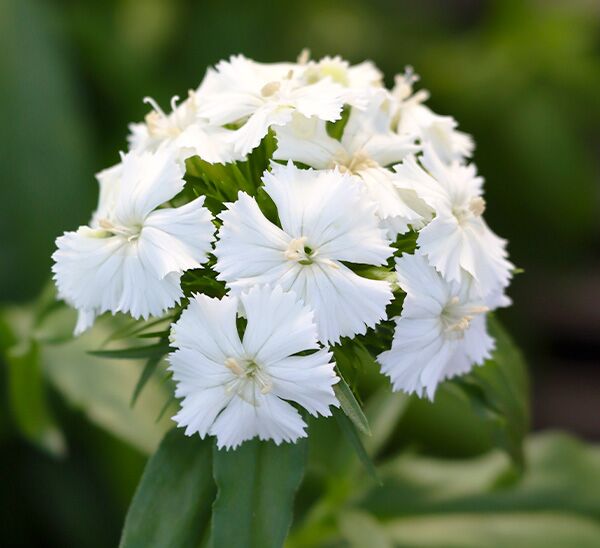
[392,67,474,164]
[196,55,351,157]
[127,91,238,165]
[378,253,494,399]
[214,162,394,344]
[394,147,513,297]
[298,52,382,106]
[274,95,423,236]
[52,149,214,332]
[169,285,339,449]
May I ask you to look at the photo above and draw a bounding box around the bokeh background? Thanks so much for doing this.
[1,0,598,545]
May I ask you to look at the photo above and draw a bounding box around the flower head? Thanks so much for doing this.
[274,95,422,236]
[196,55,352,156]
[392,67,474,164]
[52,149,214,332]
[128,91,238,165]
[169,285,339,449]
[394,147,513,296]
[214,162,394,344]
[378,253,494,399]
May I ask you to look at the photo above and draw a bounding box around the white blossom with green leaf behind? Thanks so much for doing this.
[169,285,338,449]
[50,55,520,543]
[53,52,513,462]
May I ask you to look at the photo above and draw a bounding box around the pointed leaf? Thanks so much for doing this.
[88,342,170,360]
[130,354,163,407]
[120,429,214,548]
[334,408,380,484]
[211,439,307,548]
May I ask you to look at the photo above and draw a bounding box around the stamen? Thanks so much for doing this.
[170,95,180,112]
[143,96,166,117]
[284,236,309,261]
[445,316,473,333]
[261,81,281,97]
[224,357,245,376]
[254,370,273,394]
[468,197,486,217]
[297,48,310,65]
[97,218,140,241]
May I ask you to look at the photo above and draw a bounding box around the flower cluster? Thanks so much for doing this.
[52,52,512,449]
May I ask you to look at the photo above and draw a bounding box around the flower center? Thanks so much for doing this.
[452,196,486,225]
[441,296,489,340]
[224,357,273,397]
[284,236,314,265]
[98,219,141,242]
[334,151,378,175]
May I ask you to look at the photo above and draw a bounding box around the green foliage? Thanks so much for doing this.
[5,336,65,456]
[332,373,371,436]
[211,439,307,548]
[352,433,600,548]
[120,429,215,548]
[452,315,529,469]
[333,408,380,483]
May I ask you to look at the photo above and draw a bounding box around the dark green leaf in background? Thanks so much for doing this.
[211,438,307,548]
[120,429,215,548]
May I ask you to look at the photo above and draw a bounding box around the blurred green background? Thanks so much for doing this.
[1,0,598,546]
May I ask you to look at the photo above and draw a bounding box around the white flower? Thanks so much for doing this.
[196,55,350,157]
[392,68,474,164]
[214,162,394,344]
[394,147,513,296]
[298,52,382,106]
[52,149,214,332]
[127,91,238,165]
[274,96,423,236]
[169,285,339,449]
[378,253,494,399]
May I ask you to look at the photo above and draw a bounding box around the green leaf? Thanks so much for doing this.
[456,315,529,468]
[347,433,600,547]
[333,408,380,484]
[130,354,164,407]
[42,325,175,454]
[120,429,215,548]
[88,342,170,360]
[333,374,371,436]
[211,439,307,548]
[5,339,66,457]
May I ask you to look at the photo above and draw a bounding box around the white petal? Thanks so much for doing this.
[139,196,214,279]
[172,386,231,439]
[293,263,393,344]
[273,114,342,168]
[359,167,424,234]
[291,78,345,122]
[113,149,185,225]
[210,391,307,450]
[229,103,293,156]
[170,293,244,363]
[268,348,339,416]
[240,285,320,365]
[214,192,290,282]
